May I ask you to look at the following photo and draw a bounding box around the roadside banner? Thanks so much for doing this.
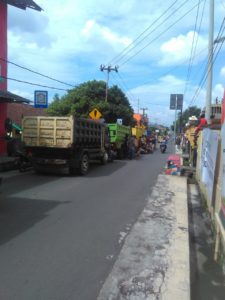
[220,94,225,228]
[200,128,219,205]
[200,128,209,183]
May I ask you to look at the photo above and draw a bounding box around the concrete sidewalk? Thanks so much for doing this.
[189,184,225,300]
[98,174,189,300]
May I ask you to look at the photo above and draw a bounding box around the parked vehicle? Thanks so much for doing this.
[132,126,145,140]
[107,123,131,158]
[22,116,109,175]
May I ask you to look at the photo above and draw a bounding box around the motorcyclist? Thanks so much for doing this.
[160,136,167,153]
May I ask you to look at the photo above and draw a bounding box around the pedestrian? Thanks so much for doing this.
[175,135,181,151]
[127,135,136,159]
[195,112,207,135]
[122,134,129,158]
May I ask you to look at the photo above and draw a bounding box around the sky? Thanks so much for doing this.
[5,0,225,126]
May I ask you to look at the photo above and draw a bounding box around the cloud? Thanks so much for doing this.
[212,84,224,102]
[8,6,53,48]
[127,74,210,126]
[128,75,186,125]
[159,31,208,66]
[81,19,132,49]
[220,66,225,77]
[4,0,225,125]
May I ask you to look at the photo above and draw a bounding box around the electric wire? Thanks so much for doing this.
[220,0,225,10]
[189,18,225,106]
[100,70,133,102]
[116,72,137,101]
[0,75,69,91]
[119,0,204,67]
[184,0,206,95]
[112,0,191,66]
[0,57,76,88]
[141,46,208,86]
[183,0,202,96]
[188,18,225,107]
[108,0,180,65]
[110,72,135,102]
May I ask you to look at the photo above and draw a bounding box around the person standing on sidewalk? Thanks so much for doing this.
[175,135,181,151]
[127,135,136,159]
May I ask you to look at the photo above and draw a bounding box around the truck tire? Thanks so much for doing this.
[79,154,89,175]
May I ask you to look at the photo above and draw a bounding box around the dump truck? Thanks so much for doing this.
[22,116,109,175]
[107,123,131,158]
[132,126,145,139]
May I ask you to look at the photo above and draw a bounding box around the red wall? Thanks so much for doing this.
[7,103,46,126]
[0,2,8,154]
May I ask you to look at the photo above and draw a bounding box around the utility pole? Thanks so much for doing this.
[100,65,119,102]
[140,107,148,117]
[205,0,214,123]
[137,98,140,114]
[174,95,178,146]
[140,107,148,127]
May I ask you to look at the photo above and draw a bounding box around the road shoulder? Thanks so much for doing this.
[98,174,190,300]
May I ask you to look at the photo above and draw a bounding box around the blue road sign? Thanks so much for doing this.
[34,90,48,108]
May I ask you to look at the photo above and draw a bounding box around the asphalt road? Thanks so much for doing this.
[0,147,169,300]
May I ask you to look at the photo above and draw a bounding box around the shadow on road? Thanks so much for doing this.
[80,160,128,178]
[0,196,63,246]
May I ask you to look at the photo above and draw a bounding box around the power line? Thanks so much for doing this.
[0,57,76,88]
[108,0,180,65]
[187,16,225,105]
[184,0,207,94]
[189,18,225,106]
[116,72,136,101]
[220,0,225,10]
[119,0,204,67]
[188,18,225,107]
[0,75,69,91]
[110,72,135,102]
[112,0,190,66]
[183,0,203,96]
[141,46,208,86]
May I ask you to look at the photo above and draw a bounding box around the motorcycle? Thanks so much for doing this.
[160,142,167,153]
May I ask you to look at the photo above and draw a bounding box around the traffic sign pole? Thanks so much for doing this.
[174,95,177,152]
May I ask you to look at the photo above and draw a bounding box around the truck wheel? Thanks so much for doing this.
[79,154,89,175]
[101,152,108,165]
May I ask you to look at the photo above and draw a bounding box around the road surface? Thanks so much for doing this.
[0,148,169,300]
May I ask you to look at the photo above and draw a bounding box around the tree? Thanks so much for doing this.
[46,80,134,125]
[174,106,201,132]
[180,106,201,126]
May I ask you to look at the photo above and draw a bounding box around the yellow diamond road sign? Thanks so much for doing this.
[89,108,102,120]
